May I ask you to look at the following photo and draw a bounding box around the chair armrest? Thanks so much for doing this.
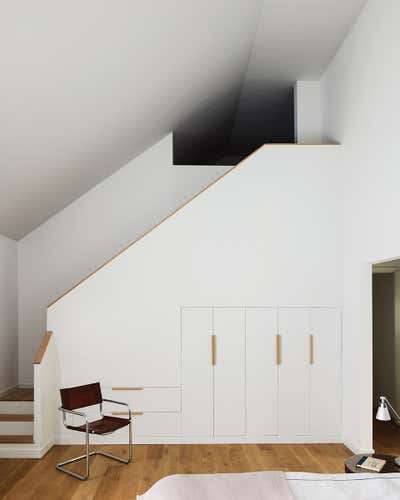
[102,398,132,420]
[58,406,88,429]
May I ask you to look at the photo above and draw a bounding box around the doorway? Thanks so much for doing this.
[372,259,400,454]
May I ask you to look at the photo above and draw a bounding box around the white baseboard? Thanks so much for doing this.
[0,440,54,459]
[18,383,34,389]
[343,437,374,455]
[57,433,344,446]
[0,384,18,398]
[39,439,55,458]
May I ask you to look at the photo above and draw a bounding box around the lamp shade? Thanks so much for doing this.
[376,398,391,421]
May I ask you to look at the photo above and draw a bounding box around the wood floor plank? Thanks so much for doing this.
[0,442,358,500]
[0,460,38,499]
[0,389,33,402]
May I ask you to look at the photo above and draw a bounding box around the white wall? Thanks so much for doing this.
[294,81,322,143]
[18,134,229,384]
[48,145,344,443]
[321,0,400,452]
[0,234,18,394]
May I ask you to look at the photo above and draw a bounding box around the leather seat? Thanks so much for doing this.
[67,415,130,435]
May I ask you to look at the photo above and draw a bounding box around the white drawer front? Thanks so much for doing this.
[104,387,181,412]
[133,412,180,436]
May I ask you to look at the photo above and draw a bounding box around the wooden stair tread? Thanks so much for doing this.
[0,435,34,444]
[0,414,34,422]
[0,388,34,402]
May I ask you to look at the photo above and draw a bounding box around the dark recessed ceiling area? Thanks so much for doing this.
[173,82,294,166]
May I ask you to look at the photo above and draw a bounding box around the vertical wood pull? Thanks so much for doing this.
[309,334,314,365]
[276,334,281,365]
[212,335,217,365]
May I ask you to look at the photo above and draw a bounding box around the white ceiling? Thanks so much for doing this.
[0,0,366,239]
[246,0,367,82]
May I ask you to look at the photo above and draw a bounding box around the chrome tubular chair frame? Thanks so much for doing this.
[56,399,132,481]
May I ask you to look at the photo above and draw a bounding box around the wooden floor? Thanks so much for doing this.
[0,388,33,402]
[0,420,397,499]
[0,443,351,499]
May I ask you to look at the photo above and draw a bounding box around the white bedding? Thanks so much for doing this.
[286,472,400,500]
[138,472,294,500]
[138,471,400,500]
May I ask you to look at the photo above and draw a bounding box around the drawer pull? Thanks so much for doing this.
[112,387,144,391]
[112,411,143,416]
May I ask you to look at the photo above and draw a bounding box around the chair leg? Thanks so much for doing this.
[96,419,132,464]
[56,429,91,480]
[56,422,132,480]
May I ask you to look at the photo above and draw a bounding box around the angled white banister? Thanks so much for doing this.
[33,331,59,457]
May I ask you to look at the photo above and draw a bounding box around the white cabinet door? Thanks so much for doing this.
[246,308,278,435]
[309,308,341,436]
[213,308,246,436]
[181,308,213,436]
[278,308,310,436]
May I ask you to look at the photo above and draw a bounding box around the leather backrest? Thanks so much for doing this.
[60,382,102,410]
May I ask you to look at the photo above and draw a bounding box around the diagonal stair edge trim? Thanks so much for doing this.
[47,143,336,308]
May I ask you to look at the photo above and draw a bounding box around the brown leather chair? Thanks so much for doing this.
[56,382,132,480]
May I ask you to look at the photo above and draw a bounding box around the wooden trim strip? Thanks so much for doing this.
[34,331,53,364]
[309,334,314,365]
[0,414,34,422]
[211,335,217,366]
[0,435,34,444]
[276,334,281,365]
[47,143,339,309]
[111,387,144,391]
[112,411,143,416]
[46,145,269,309]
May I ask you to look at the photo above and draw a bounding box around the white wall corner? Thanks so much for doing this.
[343,436,374,456]
[294,81,322,144]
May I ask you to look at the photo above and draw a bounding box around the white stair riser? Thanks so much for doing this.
[0,421,34,435]
[0,402,34,414]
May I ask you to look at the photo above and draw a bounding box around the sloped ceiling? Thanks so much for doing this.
[0,0,366,239]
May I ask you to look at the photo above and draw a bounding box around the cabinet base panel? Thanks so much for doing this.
[57,434,343,445]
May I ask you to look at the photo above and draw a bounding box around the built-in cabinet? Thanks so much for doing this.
[181,306,341,442]
[84,306,341,443]
[181,308,246,437]
[246,308,278,436]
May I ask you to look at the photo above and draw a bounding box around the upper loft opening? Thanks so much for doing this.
[173,83,295,166]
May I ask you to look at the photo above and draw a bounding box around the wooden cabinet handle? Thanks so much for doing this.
[112,387,144,391]
[276,334,281,365]
[112,411,143,416]
[309,334,314,365]
[212,335,217,365]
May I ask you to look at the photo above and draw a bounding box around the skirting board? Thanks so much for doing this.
[0,384,18,398]
[0,439,54,459]
[343,437,374,455]
[57,434,344,446]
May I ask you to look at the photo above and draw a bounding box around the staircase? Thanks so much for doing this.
[0,388,34,446]
[0,331,56,458]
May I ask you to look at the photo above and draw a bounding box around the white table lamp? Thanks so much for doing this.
[376,397,392,421]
